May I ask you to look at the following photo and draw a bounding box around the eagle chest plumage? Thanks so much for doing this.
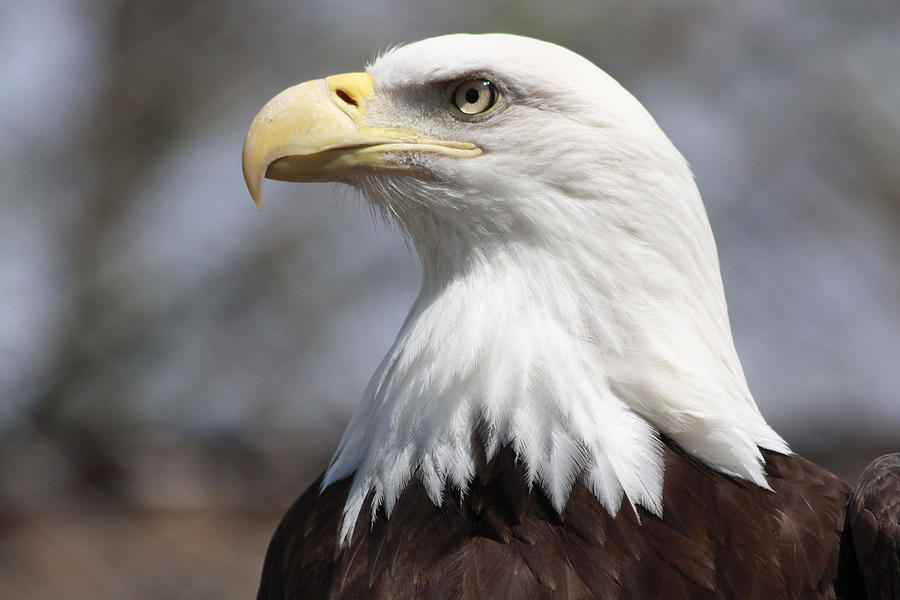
[243,33,899,600]
[257,440,857,600]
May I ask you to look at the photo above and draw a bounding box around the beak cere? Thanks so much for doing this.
[241,72,482,210]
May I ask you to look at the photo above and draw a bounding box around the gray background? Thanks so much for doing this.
[1,0,897,597]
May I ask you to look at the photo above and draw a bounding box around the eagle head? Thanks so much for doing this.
[243,33,788,545]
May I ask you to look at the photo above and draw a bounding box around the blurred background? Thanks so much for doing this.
[1,0,898,597]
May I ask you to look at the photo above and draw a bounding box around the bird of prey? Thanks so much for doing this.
[241,33,899,600]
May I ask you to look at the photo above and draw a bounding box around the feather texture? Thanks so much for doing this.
[847,453,900,599]
[259,438,855,599]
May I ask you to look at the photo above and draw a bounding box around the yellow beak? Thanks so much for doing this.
[241,72,481,209]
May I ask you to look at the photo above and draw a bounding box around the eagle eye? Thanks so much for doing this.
[451,79,500,116]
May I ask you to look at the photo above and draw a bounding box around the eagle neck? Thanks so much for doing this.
[324,183,788,547]
[323,236,671,545]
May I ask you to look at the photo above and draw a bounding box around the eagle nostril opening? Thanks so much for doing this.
[335,89,358,107]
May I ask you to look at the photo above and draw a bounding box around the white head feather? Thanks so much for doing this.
[320,33,789,545]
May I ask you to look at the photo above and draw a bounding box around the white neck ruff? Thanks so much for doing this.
[322,199,788,545]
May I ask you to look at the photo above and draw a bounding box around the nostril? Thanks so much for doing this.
[335,89,358,107]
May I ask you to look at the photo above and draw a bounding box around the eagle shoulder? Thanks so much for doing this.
[258,439,857,599]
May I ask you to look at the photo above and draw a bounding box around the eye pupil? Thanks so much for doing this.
[465,88,480,104]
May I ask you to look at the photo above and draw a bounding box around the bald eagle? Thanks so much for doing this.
[242,34,899,600]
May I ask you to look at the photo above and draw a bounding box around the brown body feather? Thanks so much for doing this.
[257,438,899,599]
[847,454,900,599]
